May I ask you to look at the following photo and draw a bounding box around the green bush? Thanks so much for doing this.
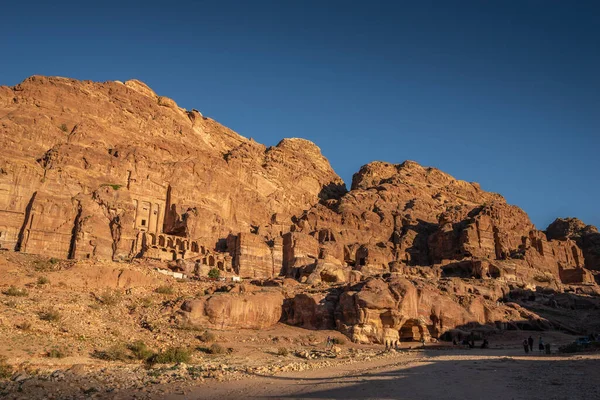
[208,268,220,280]
[39,308,61,322]
[208,343,225,354]
[46,346,69,358]
[148,347,191,364]
[2,286,28,297]
[177,320,202,331]
[140,297,153,308]
[99,183,122,191]
[92,344,131,362]
[37,276,50,285]
[0,356,12,379]
[331,337,346,345]
[277,347,289,356]
[32,258,60,272]
[59,123,68,132]
[199,330,216,342]
[155,285,174,295]
[128,341,154,361]
[97,289,122,306]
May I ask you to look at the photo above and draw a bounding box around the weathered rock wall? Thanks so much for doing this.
[292,161,593,285]
[0,76,344,263]
[0,76,597,288]
[546,218,600,271]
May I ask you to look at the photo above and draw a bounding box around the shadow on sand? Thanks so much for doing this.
[248,350,598,400]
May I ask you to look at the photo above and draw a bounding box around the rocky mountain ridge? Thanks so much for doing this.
[1,75,599,344]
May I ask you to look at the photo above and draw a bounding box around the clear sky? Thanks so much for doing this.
[1,1,598,229]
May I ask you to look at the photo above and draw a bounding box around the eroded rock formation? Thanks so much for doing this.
[0,76,344,272]
[1,75,599,342]
[546,218,600,272]
[179,289,284,329]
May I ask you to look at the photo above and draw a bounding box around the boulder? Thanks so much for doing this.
[180,290,284,329]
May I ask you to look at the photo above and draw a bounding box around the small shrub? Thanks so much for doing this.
[208,268,220,280]
[39,308,61,322]
[2,286,28,297]
[46,346,69,358]
[148,347,191,364]
[208,343,225,355]
[92,344,130,362]
[97,289,122,306]
[37,276,50,285]
[277,347,289,356]
[0,356,13,379]
[59,124,68,132]
[128,341,154,361]
[155,285,174,295]
[177,320,201,331]
[198,330,216,342]
[331,337,345,345]
[33,258,60,272]
[140,297,153,308]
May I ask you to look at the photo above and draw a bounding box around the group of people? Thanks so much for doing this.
[523,335,550,354]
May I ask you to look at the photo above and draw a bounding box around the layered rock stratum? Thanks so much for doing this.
[1,76,599,345]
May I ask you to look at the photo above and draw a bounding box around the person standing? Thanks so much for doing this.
[538,336,544,354]
[528,336,534,352]
[523,339,529,354]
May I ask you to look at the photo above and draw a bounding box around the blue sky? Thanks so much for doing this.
[1,1,598,229]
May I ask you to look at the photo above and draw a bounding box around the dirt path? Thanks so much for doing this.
[162,348,600,400]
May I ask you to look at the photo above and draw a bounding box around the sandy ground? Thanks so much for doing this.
[2,253,600,400]
[162,348,600,400]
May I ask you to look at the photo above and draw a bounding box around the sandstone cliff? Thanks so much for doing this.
[291,160,588,285]
[0,76,344,266]
[546,217,600,272]
[1,76,598,344]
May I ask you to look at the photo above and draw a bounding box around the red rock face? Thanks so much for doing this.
[294,160,588,285]
[283,275,558,345]
[0,76,343,272]
[180,290,284,329]
[1,76,599,340]
[546,218,600,272]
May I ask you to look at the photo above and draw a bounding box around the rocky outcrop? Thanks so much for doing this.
[226,233,282,278]
[179,289,284,330]
[0,76,343,264]
[282,276,560,345]
[547,218,600,272]
[1,76,595,287]
[293,161,592,285]
[2,75,599,344]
